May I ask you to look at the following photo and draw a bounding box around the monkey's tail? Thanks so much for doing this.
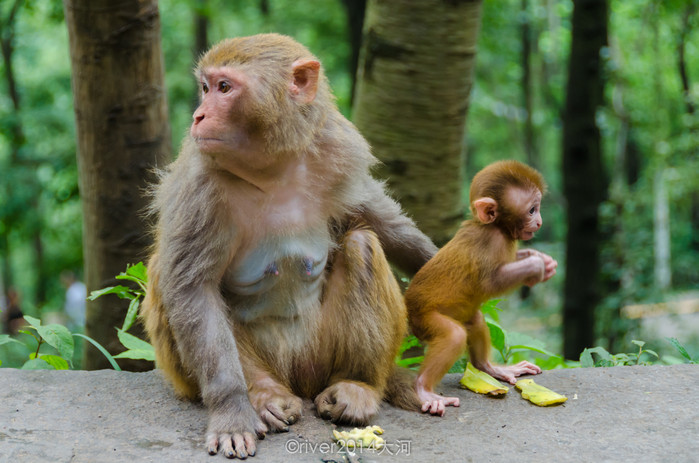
[383,366,422,411]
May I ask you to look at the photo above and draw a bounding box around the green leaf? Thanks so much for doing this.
[21,358,54,370]
[23,315,41,328]
[396,356,424,368]
[35,323,74,361]
[73,333,122,371]
[631,340,645,349]
[121,298,140,332]
[0,334,24,346]
[643,349,659,359]
[40,354,70,370]
[116,263,148,293]
[666,337,693,362]
[535,355,568,370]
[579,347,613,368]
[114,349,156,361]
[481,299,502,322]
[580,349,593,368]
[88,285,133,301]
[124,262,148,283]
[116,328,153,351]
[486,320,506,353]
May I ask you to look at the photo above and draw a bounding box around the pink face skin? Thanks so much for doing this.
[505,187,542,241]
[191,67,264,161]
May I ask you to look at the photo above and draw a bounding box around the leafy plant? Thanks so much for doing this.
[580,340,659,367]
[0,315,121,370]
[395,335,424,369]
[88,262,155,362]
[395,299,567,372]
[665,337,696,364]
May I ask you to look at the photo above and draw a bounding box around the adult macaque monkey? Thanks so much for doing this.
[141,34,437,458]
[405,160,558,416]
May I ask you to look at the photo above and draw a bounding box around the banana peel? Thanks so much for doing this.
[459,362,509,396]
[515,378,567,406]
[332,425,385,449]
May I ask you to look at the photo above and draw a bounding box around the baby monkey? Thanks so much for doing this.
[405,160,558,416]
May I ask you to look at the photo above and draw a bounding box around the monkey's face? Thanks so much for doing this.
[191,66,277,170]
[504,187,542,241]
[192,67,248,149]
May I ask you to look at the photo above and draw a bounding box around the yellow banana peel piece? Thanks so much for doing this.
[515,378,567,406]
[459,362,509,396]
[332,425,385,449]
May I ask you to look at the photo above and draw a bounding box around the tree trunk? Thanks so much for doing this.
[63,0,171,370]
[653,169,671,290]
[562,0,608,360]
[353,0,482,246]
[520,0,537,168]
[340,0,366,105]
[194,1,208,60]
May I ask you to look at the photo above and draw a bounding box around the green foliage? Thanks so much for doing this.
[3,314,121,371]
[665,337,696,364]
[0,262,153,370]
[88,262,154,361]
[580,340,660,367]
[396,299,569,373]
[395,335,423,369]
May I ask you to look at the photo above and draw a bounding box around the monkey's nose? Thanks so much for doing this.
[193,112,205,124]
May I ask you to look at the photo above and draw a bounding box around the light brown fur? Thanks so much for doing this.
[405,160,557,416]
[140,34,436,458]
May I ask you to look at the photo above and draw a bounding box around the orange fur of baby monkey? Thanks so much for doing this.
[406,160,555,416]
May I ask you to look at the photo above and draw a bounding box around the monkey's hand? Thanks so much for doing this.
[539,252,558,282]
[205,395,267,459]
[249,381,303,433]
[521,255,546,287]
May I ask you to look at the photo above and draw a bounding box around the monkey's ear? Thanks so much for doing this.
[473,197,498,224]
[290,59,320,104]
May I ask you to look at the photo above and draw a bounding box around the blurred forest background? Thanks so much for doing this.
[0,0,697,368]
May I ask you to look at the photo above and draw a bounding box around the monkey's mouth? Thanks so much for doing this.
[520,230,536,240]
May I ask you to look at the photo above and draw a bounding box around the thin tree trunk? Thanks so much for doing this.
[193,0,208,62]
[63,0,171,370]
[0,1,23,296]
[562,0,608,359]
[353,0,482,246]
[340,0,366,105]
[653,169,671,290]
[33,230,46,306]
[521,0,537,168]
[192,0,209,110]
[0,234,11,292]
[0,0,24,163]
[677,3,696,116]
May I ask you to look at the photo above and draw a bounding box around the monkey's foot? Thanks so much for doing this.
[417,389,459,417]
[205,397,267,459]
[249,384,303,433]
[315,380,381,425]
[485,361,542,385]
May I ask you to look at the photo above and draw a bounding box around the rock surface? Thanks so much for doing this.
[1,365,697,462]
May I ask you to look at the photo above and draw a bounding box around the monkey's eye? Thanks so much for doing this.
[218,81,232,93]
[201,82,209,94]
[529,206,537,215]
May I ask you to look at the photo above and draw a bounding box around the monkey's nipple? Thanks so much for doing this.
[265,262,280,276]
[302,257,313,276]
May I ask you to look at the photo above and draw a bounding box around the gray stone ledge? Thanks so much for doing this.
[1,365,697,462]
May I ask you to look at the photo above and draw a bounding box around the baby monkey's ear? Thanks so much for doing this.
[473,197,498,224]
